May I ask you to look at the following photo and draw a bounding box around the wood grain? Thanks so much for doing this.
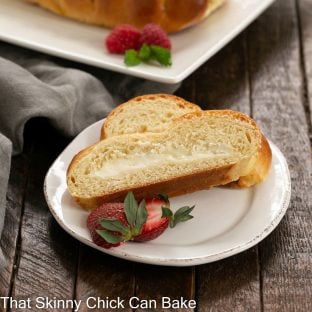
[177,33,250,114]
[247,0,312,310]
[297,0,312,126]
[0,154,29,302]
[197,249,261,312]
[75,246,134,312]
[9,120,78,312]
[135,265,195,312]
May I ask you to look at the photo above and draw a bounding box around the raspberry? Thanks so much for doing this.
[139,23,171,50]
[106,24,141,54]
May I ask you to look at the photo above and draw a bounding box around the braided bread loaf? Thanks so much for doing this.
[28,0,225,32]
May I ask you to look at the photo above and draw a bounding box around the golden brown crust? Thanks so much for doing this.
[233,134,272,187]
[27,0,225,33]
[100,93,201,139]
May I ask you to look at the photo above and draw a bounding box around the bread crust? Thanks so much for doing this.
[73,164,236,210]
[27,0,225,33]
[101,93,201,139]
[67,109,272,210]
[233,134,272,187]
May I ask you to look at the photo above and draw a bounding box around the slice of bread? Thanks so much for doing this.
[100,94,201,139]
[67,110,272,209]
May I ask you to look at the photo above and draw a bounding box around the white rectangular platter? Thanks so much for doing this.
[0,0,275,83]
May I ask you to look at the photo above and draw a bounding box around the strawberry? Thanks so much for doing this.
[139,23,171,50]
[87,203,126,248]
[106,24,141,54]
[87,192,194,249]
[134,196,170,242]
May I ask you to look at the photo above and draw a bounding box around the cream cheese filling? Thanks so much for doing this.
[93,145,235,179]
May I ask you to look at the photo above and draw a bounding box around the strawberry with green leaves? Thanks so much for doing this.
[87,192,194,249]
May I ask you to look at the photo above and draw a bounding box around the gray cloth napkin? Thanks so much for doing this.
[0,42,180,269]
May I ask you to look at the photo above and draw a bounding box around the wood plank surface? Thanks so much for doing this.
[177,33,251,115]
[297,0,312,126]
[75,246,134,312]
[9,120,79,312]
[0,154,30,303]
[196,249,261,312]
[247,0,312,310]
[135,266,195,312]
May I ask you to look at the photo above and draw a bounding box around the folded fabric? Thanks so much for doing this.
[0,41,180,270]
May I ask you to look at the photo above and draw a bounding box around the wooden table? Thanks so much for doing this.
[1,0,311,311]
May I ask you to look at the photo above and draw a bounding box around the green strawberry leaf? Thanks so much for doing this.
[150,45,172,66]
[162,207,173,218]
[170,205,195,228]
[96,230,125,244]
[134,199,148,234]
[124,50,141,66]
[174,205,195,217]
[124,192,138,226]
[138,44,151,61]
[173,215,194,227]
[99,219,128,235]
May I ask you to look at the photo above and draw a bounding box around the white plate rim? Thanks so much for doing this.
[43,119,291,266]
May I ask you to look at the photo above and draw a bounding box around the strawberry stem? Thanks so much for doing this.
[162,205,195,228]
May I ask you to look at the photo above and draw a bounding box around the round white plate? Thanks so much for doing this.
[44,119,291,266]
